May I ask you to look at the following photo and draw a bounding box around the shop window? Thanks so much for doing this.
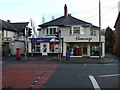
[35,43,41,52]
[32,43,35,52]
[68,43,82,56]
[50,42,59,53]
[90,44,99,56]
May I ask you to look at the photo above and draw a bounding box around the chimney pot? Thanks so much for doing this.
[7,20,11,23]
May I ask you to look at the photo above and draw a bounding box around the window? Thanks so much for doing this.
[90,44,100,56]
[91,30,96,36]
[50,42,59,53]
[80,27,84,34]
[46,27,58,35]
[72,26,84,35]
[35,43,41,52]
[73,27,80,34]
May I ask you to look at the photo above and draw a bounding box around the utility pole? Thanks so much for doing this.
[99,0,102,63]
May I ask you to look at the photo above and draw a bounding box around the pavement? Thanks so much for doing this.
[2,53,120,66]
[2,61,60,89]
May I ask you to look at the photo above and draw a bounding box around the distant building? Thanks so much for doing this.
[114,12,120,56]
[28,4,105,58]
[1,20,34,56]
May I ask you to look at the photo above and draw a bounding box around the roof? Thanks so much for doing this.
[10,22,29,32]
[114,12,120,28]
[0,19,17,31]
[91,25,99,30]
[39,15,92,27]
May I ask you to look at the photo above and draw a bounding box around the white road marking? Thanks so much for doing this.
[99,74,120,78]
[89,75,101,90]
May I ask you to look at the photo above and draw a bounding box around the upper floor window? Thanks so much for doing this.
[73,27,80,34]
[46,27,58,35]
[91,30,96,36]
[72,26,84,35]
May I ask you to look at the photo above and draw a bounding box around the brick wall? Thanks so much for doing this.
[114,14,120,56]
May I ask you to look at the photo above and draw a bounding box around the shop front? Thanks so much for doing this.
[29,38,62,56]
[64,36,105,58]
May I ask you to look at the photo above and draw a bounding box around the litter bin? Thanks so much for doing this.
[66,51,70,61]
[16,48,21,60]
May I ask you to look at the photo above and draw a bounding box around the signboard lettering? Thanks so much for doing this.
[76,37,92,41]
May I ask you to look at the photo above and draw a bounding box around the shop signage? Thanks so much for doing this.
[30,38,52,43]
[30,38,60,43]
[76,36,92,41]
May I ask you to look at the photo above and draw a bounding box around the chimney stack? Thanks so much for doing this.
[64,4,68,19]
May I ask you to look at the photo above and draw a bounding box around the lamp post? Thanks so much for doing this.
[99,0,102,63]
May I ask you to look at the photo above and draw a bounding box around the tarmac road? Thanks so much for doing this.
[42,63,119,89]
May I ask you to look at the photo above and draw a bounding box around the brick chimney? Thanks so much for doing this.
[64,4,68,19]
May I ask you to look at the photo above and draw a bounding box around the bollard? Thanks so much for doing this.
[66,51,70,61]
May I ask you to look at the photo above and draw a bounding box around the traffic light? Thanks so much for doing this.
[55,32,59,39]
[21,30,25,36]
[55,30,61,40]
[28,28,32,36]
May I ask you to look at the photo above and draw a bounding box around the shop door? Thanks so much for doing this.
[82,46,87,56]
[42,43,48,56]
[2,43,9,56]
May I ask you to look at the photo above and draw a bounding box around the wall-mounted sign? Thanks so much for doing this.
[30,38,52,43]
[76,36,92,41]
[30,38,59,43]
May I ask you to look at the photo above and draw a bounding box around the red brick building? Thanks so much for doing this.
[114,12,120,56]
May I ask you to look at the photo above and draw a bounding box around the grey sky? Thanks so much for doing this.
[0,0,119,29]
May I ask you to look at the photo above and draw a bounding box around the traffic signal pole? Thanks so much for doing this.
[24,27,28,62]
[59,30,62,62]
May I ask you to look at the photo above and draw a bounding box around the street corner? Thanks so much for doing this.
[2,61,61,89]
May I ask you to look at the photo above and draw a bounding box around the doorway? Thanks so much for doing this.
[82,45,88,56]
[42,43,48,56]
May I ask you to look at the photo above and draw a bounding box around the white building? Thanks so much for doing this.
[28,4,105,58]
[1,20,34,56]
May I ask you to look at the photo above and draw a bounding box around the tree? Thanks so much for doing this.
[105,27,115,53]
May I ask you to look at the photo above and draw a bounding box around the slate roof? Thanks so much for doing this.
[91,25,99,30]
[10,22,29,32]
[39,15,92,27]
[0,19,17,31]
